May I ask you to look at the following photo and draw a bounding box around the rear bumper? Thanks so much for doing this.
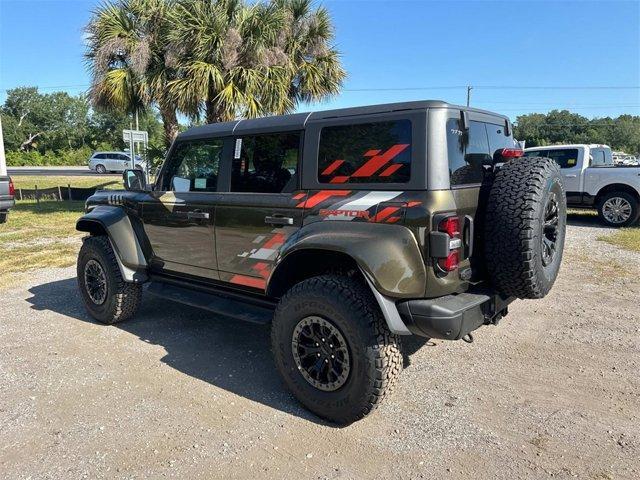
[397,290,514,340]
[0,196,15,211]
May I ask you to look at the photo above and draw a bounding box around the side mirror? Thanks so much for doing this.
[123,169,146,191]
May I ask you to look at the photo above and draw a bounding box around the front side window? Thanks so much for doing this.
[524,149,579,169]
[231,132,300,193]
[318,120,412,184]
[163,138,224,192]
[447,119,491,186]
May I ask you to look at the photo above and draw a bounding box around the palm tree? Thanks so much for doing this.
[168,0,345,123]
[85,0,180,147]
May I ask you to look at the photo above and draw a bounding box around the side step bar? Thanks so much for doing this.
[147,281,274,325]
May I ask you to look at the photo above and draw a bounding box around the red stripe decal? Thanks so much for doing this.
[379,164,403,177]
[252,262,271,278]
[352,144,410,178]
[263,233,285,249]
[329,176,350,184]
[298,190,351,208]
[363,149,381,157]
[373,207,400,223]
[321,159,344,176]
[230,275,267,289]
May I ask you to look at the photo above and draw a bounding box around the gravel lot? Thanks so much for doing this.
[1,216,639,479]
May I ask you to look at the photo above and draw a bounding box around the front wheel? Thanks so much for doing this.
[271,275,402,425]
[597,191,639,227]
[77,236,142,324]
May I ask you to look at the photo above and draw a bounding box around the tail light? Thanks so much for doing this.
[8,178,15,197]
[431,214,462,272]
[499,148,524,158]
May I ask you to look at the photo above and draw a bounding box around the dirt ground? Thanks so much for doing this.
[1,215,639,480]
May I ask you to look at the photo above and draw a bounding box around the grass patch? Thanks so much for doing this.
[0,201,85,289]
[599,226,640,253]
[11,175,122,191]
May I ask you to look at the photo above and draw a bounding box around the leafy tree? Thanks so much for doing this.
[1,87,90,152]
[85,0,180,146]
[515,111,640,155]
[168,0,345,123]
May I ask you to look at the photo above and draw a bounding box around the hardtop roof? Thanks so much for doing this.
[177,100,510,140]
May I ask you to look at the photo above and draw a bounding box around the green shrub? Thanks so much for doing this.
[5,147,96,166]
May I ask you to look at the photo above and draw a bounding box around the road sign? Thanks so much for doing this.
[122,129,148,143]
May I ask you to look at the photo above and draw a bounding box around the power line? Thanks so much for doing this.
[344,85,640,92]
[3,84,640,93]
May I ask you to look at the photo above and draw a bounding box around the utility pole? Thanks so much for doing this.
[466,85,473,107]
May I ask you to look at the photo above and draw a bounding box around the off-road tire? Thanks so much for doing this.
[597,191,639,227]
[484,156,566,299]
[0,211,7,224]
[77,235,142,324]
[271,275,402,425]
[95,164,107,174]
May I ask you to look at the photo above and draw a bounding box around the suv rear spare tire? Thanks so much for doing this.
[271,275,402,425]
[484,156,567,299]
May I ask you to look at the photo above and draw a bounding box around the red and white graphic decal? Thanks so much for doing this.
[295,190,351,208]
[321,144,410,184]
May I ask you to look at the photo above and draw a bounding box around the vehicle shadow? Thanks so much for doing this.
[25,277,331,426]
[566,212,609,229]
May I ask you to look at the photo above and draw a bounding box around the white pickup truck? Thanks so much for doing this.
[524,144,640,227]
[0,175,15,223]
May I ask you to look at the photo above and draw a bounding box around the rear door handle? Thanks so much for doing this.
[187,210,210,220]
[265,215,293,226]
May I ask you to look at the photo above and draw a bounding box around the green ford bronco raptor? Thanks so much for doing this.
[76,100,566,425]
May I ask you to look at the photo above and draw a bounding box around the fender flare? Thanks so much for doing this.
[76,205,148,283]
[270,221,427,299]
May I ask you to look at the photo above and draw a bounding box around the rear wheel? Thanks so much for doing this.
[77,236,142,324]
[271,275,402,425]
[484,156,567,299]
[597,191,639,227]
[95,164,107,174]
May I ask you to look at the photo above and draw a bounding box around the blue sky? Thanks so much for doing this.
[0,0,638,121]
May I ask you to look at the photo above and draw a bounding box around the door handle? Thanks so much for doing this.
[265,215,293,226]
[187,210,210,220]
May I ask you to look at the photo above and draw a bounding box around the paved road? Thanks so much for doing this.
[7,166,100,176]
[1,221,639,479]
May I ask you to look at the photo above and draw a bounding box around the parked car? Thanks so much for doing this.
[524,144,640,227]
[0,175,15,223]
[88,151,146,174]
[75,100,566,424]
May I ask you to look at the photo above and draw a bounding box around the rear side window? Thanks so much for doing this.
[447,119,491,186]
[317,120,412,184]
[485,122,514,156]
[231,132,300,193]
[524,149,579,168]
